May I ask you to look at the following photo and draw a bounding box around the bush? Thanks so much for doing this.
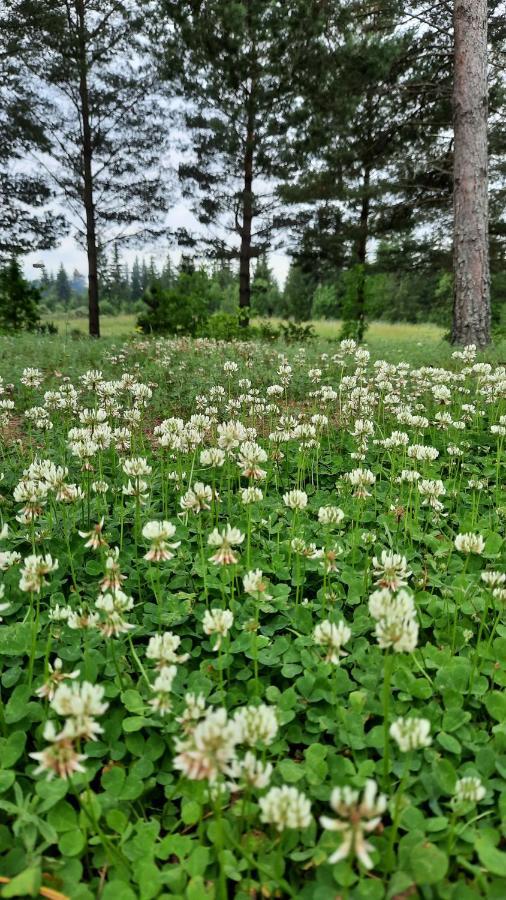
[137,280,209,336]
[200,310,246,341]
[0,259,41,333]
[279,320,315,344]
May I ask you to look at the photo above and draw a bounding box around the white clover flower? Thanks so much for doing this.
[0,551,21,570]
[320,779,387,869]
[481,571,506,588]
[372,551,411,591]
[454,533,485,554]
[418,479,446,512]
[176,692,207,732]
[407,444,439,462]
[146,632,189,667]
[122,457,152,477]
[230,751,272,789]
[313,619,351,664]
[180,482,214,514]
[259,786,312,831]
[36,658,80,701]
[203,608,234,649]
[19,554,58,593]
[51,681,108,742]
[454,776,486,805]
[243,569,272,600]
[173,707,241,782]
[369,589,418,653]
[142,520,181,562]
[30,720,87,781]
[79,518,107,550]
[95,589,135,637]
[389,717,432,752]
[207,524,244,565]
[149,665,178,716]
[237,441,268,480]
[240,486,263,504]
[344,468,376,499]
[200,448,226,467]
[233,705,278,745]
[283,490,308,510]
[318,506,345,525]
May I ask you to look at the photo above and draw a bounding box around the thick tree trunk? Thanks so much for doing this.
[452,0,490,347]
[76,0,100,338]
[239,103,254,324]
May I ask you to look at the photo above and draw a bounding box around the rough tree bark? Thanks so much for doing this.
[238,97,254,323]
[76,0,100,338]
[452,0,490,347]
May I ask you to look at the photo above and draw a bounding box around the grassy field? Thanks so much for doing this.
[0,329,504,897]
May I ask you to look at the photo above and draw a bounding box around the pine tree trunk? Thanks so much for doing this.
[354,167,370,342]
[452,0,490,347]
[239,103,254,324]
[76,0,100,338]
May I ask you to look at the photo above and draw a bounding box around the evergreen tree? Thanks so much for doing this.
[159,0,318,318]
[6,0,171,336]
[251,255,280,317]
[0,21,62,258]
[282,263,314,321]
[131,257,142,302]
[55,263,71,308]
[0,258,41,332]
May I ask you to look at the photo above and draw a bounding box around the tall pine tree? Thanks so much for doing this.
[6,0,171,336]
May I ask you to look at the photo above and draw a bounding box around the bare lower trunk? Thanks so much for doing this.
[76,0,100,338]
[354,167,370,342]
[452,0,490,347]
[239,102,254,325]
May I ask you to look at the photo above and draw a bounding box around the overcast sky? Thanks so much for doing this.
[23,197,291,287]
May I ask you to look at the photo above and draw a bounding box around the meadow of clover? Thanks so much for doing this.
[0,333,504,900]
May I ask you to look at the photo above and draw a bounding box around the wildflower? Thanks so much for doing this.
[372,551,411,591]
[200,448,226,467]
[122,457,152,477]
[203,609,234,649]
[283,489,308,510]
[233,705,278,745]
[91,480,109,494]
[207,524,244,565]
[142,520,180,562]
[30,721,87,781]
[237,441,268,479]
[407,444,439,462]
[176,693,207,733]
[51,681,108,741]
[243,569,272,600]
[241,486,263,504]
[19,554,58,593]
[180,482,214,513]
[230,752,272,789]
[36,658,80,701]
[318,506,345,525]
[259,786,312,831]
[122,479,149,502]
[146,632,189,667]
[313,619,351,664]
[481,571,506,588]
[454,533,485,554]
[149,665,177,715]
[344,468,376,499]
[79,518,107,550]
[95,589,134,637]
[173,707,241,782]
[454,776,486,805]
[418,479,446,513]
[389,717,432,752]
[369,589,419,653]
[0,551,21,570]
[320,779,387,869]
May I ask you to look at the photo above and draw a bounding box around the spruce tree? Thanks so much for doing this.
[158,0,318,319]
[55,264,71,309]
[0,259,41,332]
[6,0,171,336]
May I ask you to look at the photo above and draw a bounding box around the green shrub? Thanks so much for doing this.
[200,310,246,341]
[0,259,41,333]
[137,279,209,336]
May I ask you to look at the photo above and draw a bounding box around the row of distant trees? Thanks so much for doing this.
[0,1,502,343]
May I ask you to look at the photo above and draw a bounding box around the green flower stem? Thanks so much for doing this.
[383,651,394,790]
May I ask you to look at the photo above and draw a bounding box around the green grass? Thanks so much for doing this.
[44,312,137,337]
